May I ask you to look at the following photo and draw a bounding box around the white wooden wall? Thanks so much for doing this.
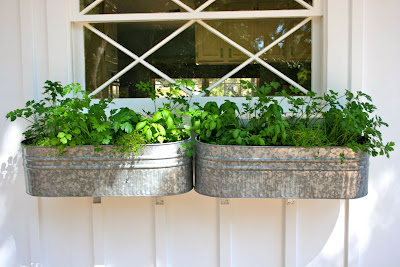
[0,0,400,266]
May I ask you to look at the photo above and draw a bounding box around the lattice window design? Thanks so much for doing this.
[72,0,322,98]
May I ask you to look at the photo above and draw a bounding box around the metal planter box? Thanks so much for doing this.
[23,140,192,197]
[195,140,369,199]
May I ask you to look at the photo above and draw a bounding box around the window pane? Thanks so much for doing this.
[95,21,187,57]
[204,0,313,11]
[84,25,127,98]
[209,78,257,97]
[178,0,209,10]
[80,0,313,13]
[84,20,312,98]
[80,0,188,14]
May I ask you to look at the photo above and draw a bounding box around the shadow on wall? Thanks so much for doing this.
[0,123,31,266]
[300,154,400,266]
[297,199,342,266]
[0,154,21,187]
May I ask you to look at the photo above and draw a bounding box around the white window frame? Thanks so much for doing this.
[70,0,323,111]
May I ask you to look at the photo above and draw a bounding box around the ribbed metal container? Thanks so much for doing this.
[23,140,193,197]
[195,140,369,199]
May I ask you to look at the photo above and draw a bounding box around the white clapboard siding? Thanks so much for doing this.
[1,0,400,266]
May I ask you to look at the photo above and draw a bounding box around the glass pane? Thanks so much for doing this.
[209,77,257,97]
[259,21,312,91]
[80,0,188,14]
[205,0,312,11]
[179,0,209,10]
[84,19,312,98]
[84,26,132,98]
[91,22,187,57]
[206,18,303,54]
[154,78,202,96]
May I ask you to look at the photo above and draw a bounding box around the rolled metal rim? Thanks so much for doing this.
[195,138,369,150]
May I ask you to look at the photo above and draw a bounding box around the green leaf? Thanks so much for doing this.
[270,81,280,89]
[201,111,209,120]
[135,121,147,131]
[152,111,162,122]
[160,109,169,118]
[121,122,133,133]
[157,124,166,135]
[112,122,120,132]
[166,116,174,129]
[146,128,152,142]
[216,119,222,130]
[50,138,59,146]
[95,122,108,132]
[236,136,242,145]
[102,135,112,145]
[193,120,201,130]
[232,129,240,139]
[209,121,217,131]
[259,137,265,146]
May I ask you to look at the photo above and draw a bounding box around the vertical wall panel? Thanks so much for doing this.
[166,191,219,267]
[230,199,285,267]
[356,0,400,265]
[326,0,351,94]
[102,197,155,266]
[0,1,36,266]
[46,0,71,82]
[40,198,94,267]
[297,200,342,266]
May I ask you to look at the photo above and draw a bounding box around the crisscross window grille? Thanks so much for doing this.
[72,0,323,99]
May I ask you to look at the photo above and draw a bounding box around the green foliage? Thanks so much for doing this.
[7,81,113,155]
[7,80,197,157]
[195,81,290,146]
[7,80,394,160]
[111,132,146,156]
[135,79,197,143]
[195,80,395,159]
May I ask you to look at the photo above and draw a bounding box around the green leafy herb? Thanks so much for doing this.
[6,80,200,157]
[195,80,394,160]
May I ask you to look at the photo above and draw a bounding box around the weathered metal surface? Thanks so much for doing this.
[195,140,369,199]
[23,140,193,197]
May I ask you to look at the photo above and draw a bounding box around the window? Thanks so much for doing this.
[73,0,322,99]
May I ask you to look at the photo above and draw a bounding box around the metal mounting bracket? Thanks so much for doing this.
[286,199,296,205]
[156,197,165,205]
[220,198,230,205]
[93,197,102,204]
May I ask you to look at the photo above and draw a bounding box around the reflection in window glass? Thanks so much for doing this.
[80,0,187,13]
[84,25,122,98]
[80,0,313,13]
[154,78,201,97]
[208,78,257,97]
[84,20,311,98]
[205,0,313,11]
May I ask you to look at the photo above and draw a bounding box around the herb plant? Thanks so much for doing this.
[6,80,196,156]
[194,80,394,159]
[6,81,114,154]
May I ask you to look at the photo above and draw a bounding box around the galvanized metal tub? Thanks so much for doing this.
[195,140,369,199]
[23,140,193,197]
